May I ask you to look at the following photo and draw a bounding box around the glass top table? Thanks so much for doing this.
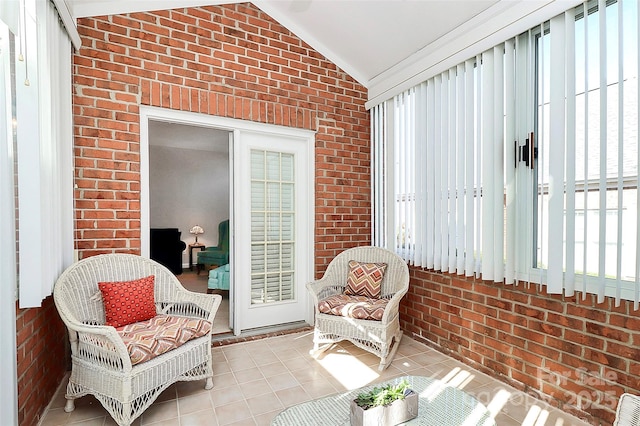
[271,375,496,426]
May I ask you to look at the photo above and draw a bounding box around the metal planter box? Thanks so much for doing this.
[349,390,418,426]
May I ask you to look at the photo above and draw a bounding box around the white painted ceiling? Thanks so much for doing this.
[251,0,499,87]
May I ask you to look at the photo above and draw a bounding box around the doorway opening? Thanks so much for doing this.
[147,119,232,335]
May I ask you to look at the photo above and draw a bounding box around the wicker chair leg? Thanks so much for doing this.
[64,399,75,413]
[205,377,213,390]
[309,329,325,355]
[378,331,403,371]
[122,401,133,426]
[309,343,331,357]
[309,331,333,356]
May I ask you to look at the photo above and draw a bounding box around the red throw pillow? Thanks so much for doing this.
[98,275,157,328]
[344,260,387,299]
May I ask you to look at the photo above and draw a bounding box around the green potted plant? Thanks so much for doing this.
[349,379,418,426]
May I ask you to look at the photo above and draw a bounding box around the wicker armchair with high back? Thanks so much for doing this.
[53,253,221,426]
[306,246,410,371]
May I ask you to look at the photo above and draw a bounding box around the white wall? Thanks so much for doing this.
[149,145,229,267]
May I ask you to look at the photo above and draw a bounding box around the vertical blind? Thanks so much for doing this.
[535,0,640,306]
[372,0,640,307]
[15,0,74,307]
[372,39,528,283]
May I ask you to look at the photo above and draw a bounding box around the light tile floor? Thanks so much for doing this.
[39,331,591,426]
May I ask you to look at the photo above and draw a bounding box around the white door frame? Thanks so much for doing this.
[139,106,316,333]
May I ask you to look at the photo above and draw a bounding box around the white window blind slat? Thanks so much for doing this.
[597,0,607,303]
[537,23,547,287]
[426,80,436,269]
[565,9,577,297]
[16,0,43,308]
[448,68,457,273]
[441,73,449,272]
[392,98,402,259]
[394,93,411,259]
[456,65,466,275]
[614,0,624,306]
[465,59,475,276]
[526,31,536,286]
[515,33,530,284]
[581,2,590,298]
[475,55,483,277]
[505,39,516,285]
[481,48,495,281]
[408,90,415,262]
[493,45,505,283]
[547,13,567,294]
[434,75,442,270]
[416,83,428,266]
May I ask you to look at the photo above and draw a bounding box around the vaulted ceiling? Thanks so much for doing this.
[62,0,577,151]
[65,1,504,86]
[64,0,576,105]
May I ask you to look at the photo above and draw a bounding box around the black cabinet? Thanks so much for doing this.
[150,228,186,275]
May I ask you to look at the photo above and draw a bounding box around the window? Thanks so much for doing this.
[372,0,640,306]
[250,150,295,304]
[373,44,518,283]
[534,0,639,303]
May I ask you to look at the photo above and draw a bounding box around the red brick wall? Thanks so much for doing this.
[401,268,640,425]
[16,299,67,426]
[72,2,371,274]
[69,3,637,426]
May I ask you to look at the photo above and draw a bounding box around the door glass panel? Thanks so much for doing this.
[251,151,264,179]
[266,152,280,180]
[281,214,294,240]
[251,245,265,271]
[281,155,294,180]
[267,182,280,210]
[251,182,265,210]
[267,213,280,241]
[250,149,295,305]
[281,242,294,269]
[281,183,294,210]
[251,213,265,241]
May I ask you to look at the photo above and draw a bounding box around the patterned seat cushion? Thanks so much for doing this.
[317,294,389,321]
[116,315,211,365]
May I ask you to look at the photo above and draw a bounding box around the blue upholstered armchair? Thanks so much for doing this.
[197,220,230,274]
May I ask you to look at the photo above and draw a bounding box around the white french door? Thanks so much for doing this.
[233,128,314,332]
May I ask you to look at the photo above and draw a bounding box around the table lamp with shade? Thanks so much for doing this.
[189,225,204,244]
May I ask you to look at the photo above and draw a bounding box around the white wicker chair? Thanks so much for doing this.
[306,246,410,371]
[53,253,221,426]
[615,393,640,425]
